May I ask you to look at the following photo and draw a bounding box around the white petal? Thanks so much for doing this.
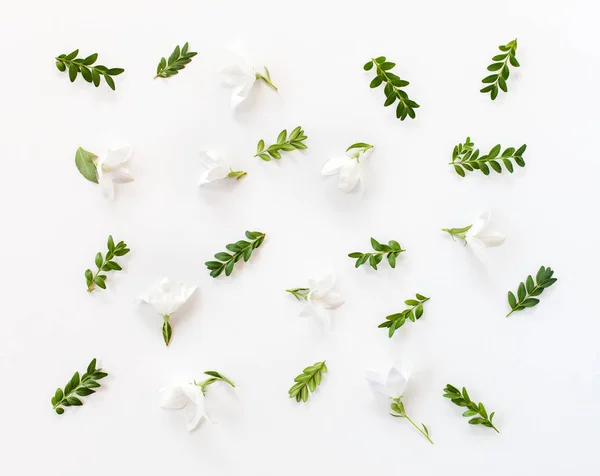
[230,81,255,109]
[309,269,336,295]
[365,370,386,397]
[322,291,344,309]
[307,293,331,321]
[98,170,114,199]
[138,278,197,316]
[472,230,505,247]
[221,60,255,86]
[199,165,230,185]
[103,146,132,168]
[385,367,408,398]
[321,157,349,176]
[111,167,134,184]
[159,386,189,409]
[467,211,490,238]
[338,160,361,192]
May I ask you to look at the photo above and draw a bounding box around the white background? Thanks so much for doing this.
[1,0,599,474]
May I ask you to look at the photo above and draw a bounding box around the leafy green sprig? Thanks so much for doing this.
[286,288,310,301]
[205,231,266,278]
[155,42,197,79]
[85,236,130,292]
[451,137,526,177]
[364,56,419,120]
[507,266,557,317]
[55,50,124,90]
[390,397,434,444]
[349,238,405,270]
[289,361,327,403]
[378,293,429,337]
[481,39,519,100]
[255,127,307,161]
[443,385,499,432]
[193,371,235,394]
[51,358,107,415]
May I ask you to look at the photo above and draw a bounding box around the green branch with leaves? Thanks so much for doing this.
[255,127,307,161]
[443,384,499,432]
[155,42,197,79]
[378,293,429,337]
[481,39,519,100]
[349,238,405,270]
[55,50,124,90]
[205,231,266,278]
[451,137,526,177]
[51,358,107,415]
[289,361,327,403]
[507,265,557,317]
[85,236,130,292]
[364,56,419,120]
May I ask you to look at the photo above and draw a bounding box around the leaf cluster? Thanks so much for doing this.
[85,235,130,292]
[51,358,107,415]
[205,231,266,278]
[155,42,197,78]
[378,293,429,337]
[255,127,307,161]
[507,266,557,317]
[451,137,526,177]
[481,39,519,100]
[443,384,499,432]
[363,56,419,120]
[349,238,405,270]
[289,361,327,403]
[55,50,124,90]
[75,147,98,183]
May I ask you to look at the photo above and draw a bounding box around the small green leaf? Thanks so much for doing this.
[75,147,99,183]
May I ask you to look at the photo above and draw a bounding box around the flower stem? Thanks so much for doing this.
[256,71,278,91]
[286,288,310,301]
[404,414,434,444]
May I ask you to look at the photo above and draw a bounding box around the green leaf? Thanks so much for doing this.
[52,359,107,413]
[363,61,373,71]
[207,232,265,278]
[75,147,99,183]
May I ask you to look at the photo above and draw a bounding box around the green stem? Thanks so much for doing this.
[404,413,434,444]
[286,288,310,300]
[256,72,278,91]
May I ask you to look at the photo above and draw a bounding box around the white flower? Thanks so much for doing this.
[321,144,373,193]
[299,270,344,326]
[159,382,211,431]
[138,278,197,316]
[221,53,277,109]
[465,211,505,248]
[365,367,409,399]
[198,150,246,185]
[137,278,197,346]
[95,146,134,199]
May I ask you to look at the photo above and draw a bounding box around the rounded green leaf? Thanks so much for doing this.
[75,147,99,183]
